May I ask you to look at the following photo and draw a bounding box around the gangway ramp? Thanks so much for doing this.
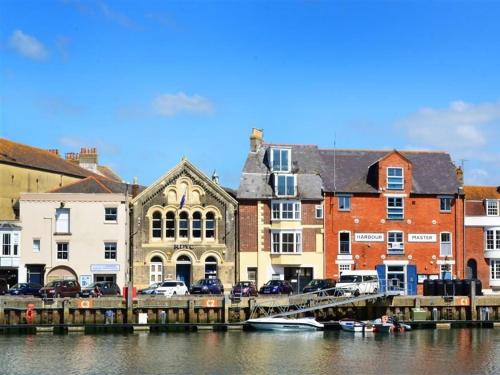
[250,283,402,319]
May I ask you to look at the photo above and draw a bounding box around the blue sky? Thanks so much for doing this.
[1,0,499,188]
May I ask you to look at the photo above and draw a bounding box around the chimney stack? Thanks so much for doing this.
[79,147,98,172]
[65,152,80,164]
[455,166,464,186]
[47,149,60,157]
[250,128,263,153]
[132,177,139,198]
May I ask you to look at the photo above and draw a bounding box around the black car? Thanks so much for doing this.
[302,279,336,294]
[190,279,224,295]
[8,283,43,296]
[259,280,294,295]
[81,282,121,298]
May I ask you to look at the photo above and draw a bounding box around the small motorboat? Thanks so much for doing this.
[339,319,374,333]
[246,317,324,331]
[373,316,412,333]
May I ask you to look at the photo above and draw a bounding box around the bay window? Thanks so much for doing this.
[271,231,302,253]
[271,201,301,220]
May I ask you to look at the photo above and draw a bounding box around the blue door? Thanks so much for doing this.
[27,266,43,285]
[376,265,386,293]
[407,264,417,295]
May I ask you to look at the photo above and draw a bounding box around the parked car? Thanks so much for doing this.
[8,283,43,296]
[39,279,81,298]
[154,280,189,297]
[190,279,224,295]
[138,282,161,295]
[336,270,379,296]
[81,281,121,298]
[302,279,336,294]
[230,281,258,297]
[259,280,294,295]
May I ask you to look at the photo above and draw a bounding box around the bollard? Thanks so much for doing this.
[432,307,439,321]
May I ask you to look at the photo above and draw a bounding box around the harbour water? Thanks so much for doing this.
[1,329,499,375]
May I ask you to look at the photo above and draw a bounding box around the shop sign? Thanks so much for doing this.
[174,244,193,250]
[80,275,92,288]
[354,233,384,242]
[408,233,436,242]
[90,264,120,272]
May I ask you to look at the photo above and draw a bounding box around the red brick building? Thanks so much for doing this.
[464,186,500,292]
[320,149,464,294]
[237,129,325,292]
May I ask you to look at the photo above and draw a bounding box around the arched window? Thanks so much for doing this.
[150,256,163,283]
[165,212,175,239]
[192,212,202,238]
[206,212,215,239]
[205,256,217,279]
[152,211,162,239]
[179,212,189,238]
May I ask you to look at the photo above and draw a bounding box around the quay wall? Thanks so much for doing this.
[1,295,500,326]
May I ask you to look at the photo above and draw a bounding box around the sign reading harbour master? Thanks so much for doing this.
[408,234,437,242]
[355,233,384,242]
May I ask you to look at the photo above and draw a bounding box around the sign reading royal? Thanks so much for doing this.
[355,233,384,242]
[408,233,437,243]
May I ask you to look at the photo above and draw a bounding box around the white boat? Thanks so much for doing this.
[373,316,412,333]
[339,320,374,332]
[246,317,324,331]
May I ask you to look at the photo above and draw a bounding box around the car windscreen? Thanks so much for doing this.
[339,275,362,283]
[193,280,208,286]
[45,281,61,287]
[307,280,321,287]
[265,280,281,286]
[236,282,250,287]
[161,282,177,287]
[11,283,28,289]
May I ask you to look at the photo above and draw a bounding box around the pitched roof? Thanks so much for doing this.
[319,149,460,195]
[238,144,461,199]
[238,144,324,200]
[464,186,500,200]
[97,166,122,182]
[0,138,93,178]
[49,176,143,195]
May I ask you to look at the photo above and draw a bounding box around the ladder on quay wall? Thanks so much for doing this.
[249,283,403,319]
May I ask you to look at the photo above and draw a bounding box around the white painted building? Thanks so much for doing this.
[18,177,131,288]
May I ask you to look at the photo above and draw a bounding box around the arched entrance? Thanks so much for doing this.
[204,256,218,279]
[176,255,192,288]
[150,256,164,284]
[466,259,478,279]
[46,266,77,283]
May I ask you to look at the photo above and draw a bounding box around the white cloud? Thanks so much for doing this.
[97,1,136,29]
[36,96,83,116]
[9,30,48,61]
[152,92,214,117]
[397,100,500,150]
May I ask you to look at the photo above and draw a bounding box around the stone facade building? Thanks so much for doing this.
[464,186,500,292]
[130,159,237,290]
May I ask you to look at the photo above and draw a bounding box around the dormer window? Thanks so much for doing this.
[271,148,291,172]
[275,175,296,197]
[487,200,499,216]
[387,167,404,190]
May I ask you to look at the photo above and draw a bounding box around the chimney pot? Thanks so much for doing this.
[47,149,60,157]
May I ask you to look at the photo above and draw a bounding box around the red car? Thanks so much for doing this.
[39,279,81,298]
[230,281,258,297]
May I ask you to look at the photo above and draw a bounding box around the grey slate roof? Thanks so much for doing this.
[238,144,323,200]
[320,149,460,195]
[50,176,146,195]
[238,145,461,199]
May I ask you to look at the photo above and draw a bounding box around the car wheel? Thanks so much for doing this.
[173,292,177,295]
[354,289,360,297]
[185,291,189,295]
[56,293,61,298]
[75,293,80,298]
[373,288,378,294]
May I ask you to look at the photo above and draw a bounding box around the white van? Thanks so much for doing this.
[336,270,379,296]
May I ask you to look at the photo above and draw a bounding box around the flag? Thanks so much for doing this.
[179,190,186,209]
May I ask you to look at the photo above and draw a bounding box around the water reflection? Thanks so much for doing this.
[0,330,499,375]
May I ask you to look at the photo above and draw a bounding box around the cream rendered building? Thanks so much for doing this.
[19,177,130,288]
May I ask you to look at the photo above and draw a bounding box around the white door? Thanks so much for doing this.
[150,262,163,284]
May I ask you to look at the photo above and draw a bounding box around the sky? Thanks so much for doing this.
[1,0,500,188]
